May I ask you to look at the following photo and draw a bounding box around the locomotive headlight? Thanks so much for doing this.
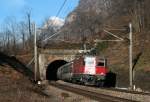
[37,81,41,85]
[100,73,105,75]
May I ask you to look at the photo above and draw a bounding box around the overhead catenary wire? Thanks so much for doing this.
[56,0,68,18]
[62,0,74,18]
[42,30,62,42]
[51,0,68,27]
[42,0,68,43]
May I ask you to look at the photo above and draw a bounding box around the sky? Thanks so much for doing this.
[0,0,79,27]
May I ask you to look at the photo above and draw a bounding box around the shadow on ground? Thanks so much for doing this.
[0,52,34,80]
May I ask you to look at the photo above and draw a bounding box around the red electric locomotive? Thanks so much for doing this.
[57,55,116,87]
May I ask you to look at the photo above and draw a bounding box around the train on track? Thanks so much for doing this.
[57,55,116,87]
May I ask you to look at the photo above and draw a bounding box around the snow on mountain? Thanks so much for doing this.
[43,16,64,29]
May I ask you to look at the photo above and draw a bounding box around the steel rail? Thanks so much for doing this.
[49,81,136,102]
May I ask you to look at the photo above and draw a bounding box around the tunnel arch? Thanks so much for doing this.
[46,60,68,80]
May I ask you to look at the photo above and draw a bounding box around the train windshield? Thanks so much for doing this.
[84,57,96,67]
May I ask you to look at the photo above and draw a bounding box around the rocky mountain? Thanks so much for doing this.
[60,0,134,42]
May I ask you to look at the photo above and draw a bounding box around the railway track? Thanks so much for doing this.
[49,81,136,102]
[102,87,150,95]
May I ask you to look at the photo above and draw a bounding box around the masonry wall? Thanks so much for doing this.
[38,53,77,80]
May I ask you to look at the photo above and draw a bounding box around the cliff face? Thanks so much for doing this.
[61,0,150,90]
[61,0,133,42]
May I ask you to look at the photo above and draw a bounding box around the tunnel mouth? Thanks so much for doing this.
[46,60,68,81]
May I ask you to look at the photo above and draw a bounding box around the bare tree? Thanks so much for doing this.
[0,17,19,54]
[19,21,28,49]
[24,8,34,50]
[26,10,32,40]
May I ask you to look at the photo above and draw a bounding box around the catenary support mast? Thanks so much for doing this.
[34,23,38,81]
[129,23,133,89]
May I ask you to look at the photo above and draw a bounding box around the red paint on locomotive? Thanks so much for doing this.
[73,57,84,74]
[96,66,108,75]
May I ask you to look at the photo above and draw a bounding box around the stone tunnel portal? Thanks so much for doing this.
[46,60,68,80]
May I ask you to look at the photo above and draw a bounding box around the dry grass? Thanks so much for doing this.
[0,66,59,102]
[0,65,96,102]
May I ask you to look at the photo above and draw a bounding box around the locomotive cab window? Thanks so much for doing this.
[97,59,106,67]
[87,60,94,65]
[97,62,105,66]
[85,57,96,67]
